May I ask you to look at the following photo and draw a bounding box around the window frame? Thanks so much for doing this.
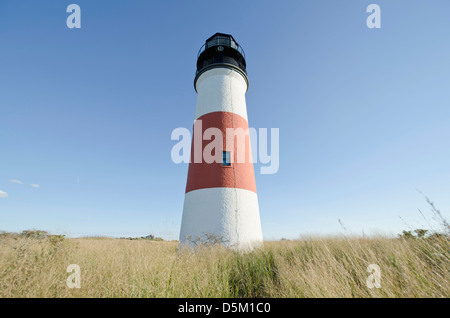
[222,150,232,167]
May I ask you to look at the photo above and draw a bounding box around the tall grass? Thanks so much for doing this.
[0,233,448,297]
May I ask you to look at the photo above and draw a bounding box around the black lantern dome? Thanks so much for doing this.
[194,33,248,91]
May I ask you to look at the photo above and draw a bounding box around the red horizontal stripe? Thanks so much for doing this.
[185,111,257,193]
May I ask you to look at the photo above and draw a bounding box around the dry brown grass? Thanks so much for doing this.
[0,233,448,298]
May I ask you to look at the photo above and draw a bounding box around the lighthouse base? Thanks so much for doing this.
[179,187,263,250]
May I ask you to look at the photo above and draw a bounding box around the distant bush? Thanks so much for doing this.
[0,230,65,241]
[20,230,50,239]
[119,234,164,241]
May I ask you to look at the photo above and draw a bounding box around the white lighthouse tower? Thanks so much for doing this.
[179,33,263,250]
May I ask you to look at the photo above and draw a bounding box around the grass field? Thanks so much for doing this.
[0,232,448,298]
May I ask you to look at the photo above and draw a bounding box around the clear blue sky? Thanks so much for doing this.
[1,0,449,240]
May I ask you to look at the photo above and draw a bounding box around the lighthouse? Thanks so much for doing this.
[179,33,263,250]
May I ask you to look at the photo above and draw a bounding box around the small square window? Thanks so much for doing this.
[222,151,231,166]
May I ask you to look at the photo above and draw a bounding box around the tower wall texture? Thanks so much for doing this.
[179,67,263,250]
